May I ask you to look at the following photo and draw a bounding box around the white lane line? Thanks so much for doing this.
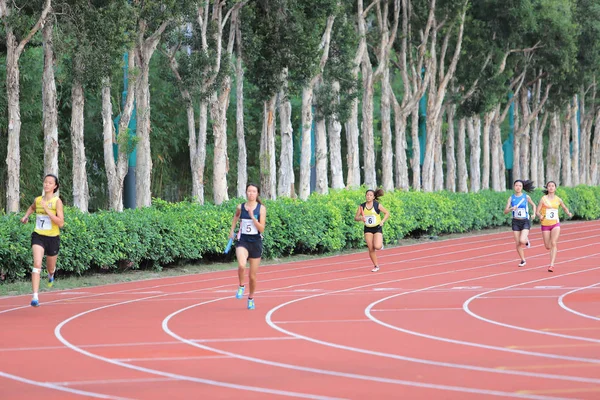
[463,268,600,344]
[164,302,568,400]
[45,225,600,400]
[0,371,131,399]
[55,377,177,387]
[558,282,600,322]
[54,291,346,400]
[114,355,232,362]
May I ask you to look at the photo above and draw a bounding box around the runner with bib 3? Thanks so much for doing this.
[504,180,537,268]
[536,181,572,272]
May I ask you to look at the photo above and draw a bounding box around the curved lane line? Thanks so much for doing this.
[0,371,131,400]
[463,268,600,344]
[557,282,600,322]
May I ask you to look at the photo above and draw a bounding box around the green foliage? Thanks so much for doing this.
[2,186,599,282]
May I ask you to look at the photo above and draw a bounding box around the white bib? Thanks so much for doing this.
[36,215,52,231]
[365,215,378,227]
[513,208,527,219]
[240,218,258,235]
[545,208,559,221]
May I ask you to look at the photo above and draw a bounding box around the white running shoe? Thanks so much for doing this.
[371,266,380,272]
[518,260,526,267]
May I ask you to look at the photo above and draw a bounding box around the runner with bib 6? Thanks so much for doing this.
[355,188,390,272]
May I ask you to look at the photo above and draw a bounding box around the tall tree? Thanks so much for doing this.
[1,0,52,212]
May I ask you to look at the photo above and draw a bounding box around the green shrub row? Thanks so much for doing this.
[2,185,599,282]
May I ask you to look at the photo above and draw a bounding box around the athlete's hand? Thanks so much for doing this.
[20,216,28,224]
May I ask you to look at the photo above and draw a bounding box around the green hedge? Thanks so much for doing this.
[1,185,600,282]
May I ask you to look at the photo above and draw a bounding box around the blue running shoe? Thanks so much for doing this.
[235,285,245,299]
[247,298,255,310]
[30,298,40,307]
[47,274,54,288]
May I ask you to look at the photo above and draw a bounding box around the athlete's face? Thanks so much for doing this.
[546,182,556,194]
[43,176,57,194]
[246,185,259,201]
[514,181,523,193]
[365,191,375,202]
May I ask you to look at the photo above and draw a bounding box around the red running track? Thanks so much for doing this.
[1,220,599,400]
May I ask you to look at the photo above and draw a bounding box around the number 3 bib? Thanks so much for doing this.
[545,208,559,221]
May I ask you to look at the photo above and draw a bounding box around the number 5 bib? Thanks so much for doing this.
[241,219,258,235]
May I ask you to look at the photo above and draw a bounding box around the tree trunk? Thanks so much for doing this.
[546,112,561,184]
[561,108,572,186]
[467,116,481,192]
[191,102,208,204]
[590,109,600,185]
[235,13,247,198]
[410,106,421,190]
[260,96,277,199]
[5,33,22,212]
[380,67,393,191]
[481,110,493,190]
[490,106,503,192]
[434,112,444,191]
[445,105,456,192]
[134,47,154,207]
[345,96,361,188]
[457,118,468,192]
[328,83,344,190]
[102,78,133,211]
[42,20,59,177]
[392,95,409,191]
[315,116,328,194]
[361,55,376,189]
[299,86,314,200]
[3,0,52,212]
[211,75,232,204]
[278,87,294,197]
[518,89,531,180]
[530,114,539,185]
[70,78,88,211]
[467,115,481,193]
[570,96,580,186]
[236,46,247,198]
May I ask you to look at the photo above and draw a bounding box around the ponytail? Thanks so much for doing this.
[367,188,385,201]
[514,179,535,193]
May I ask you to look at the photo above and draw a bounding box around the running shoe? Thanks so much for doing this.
[247,298,255,310]
[518,260,526,267]
[548,266,554,273]
[47,273,54,288]
[235,285,245,299]
[371,266,380,272]
[526,240,531,248]
[30,298,39,307]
